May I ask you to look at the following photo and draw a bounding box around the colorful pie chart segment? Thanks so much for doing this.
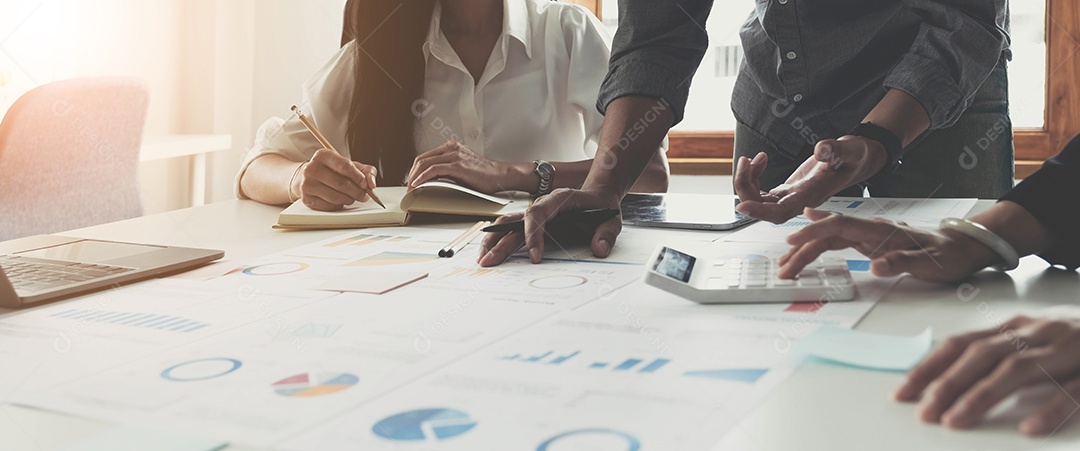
[272,372,358,397]
[372,408,477,441]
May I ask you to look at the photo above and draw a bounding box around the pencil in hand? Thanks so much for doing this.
[290,105,385,209]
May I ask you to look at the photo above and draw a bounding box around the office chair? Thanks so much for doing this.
[0,77,149,241]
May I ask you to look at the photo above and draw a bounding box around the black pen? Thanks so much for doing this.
[481,209,619,234]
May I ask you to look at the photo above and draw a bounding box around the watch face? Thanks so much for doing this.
[536,162,555,177]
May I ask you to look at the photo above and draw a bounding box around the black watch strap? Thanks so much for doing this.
[533,160,555,197]
[849,122,904,186]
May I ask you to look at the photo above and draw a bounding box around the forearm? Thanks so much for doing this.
[239,154,304,205]
[583,96,675,201]
[943,201,1054,272]
[502,148,668,194]
[861,89,931,147]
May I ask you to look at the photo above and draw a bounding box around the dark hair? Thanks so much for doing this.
[345,0,436,186]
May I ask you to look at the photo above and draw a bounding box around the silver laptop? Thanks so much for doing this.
[0,235,224,307]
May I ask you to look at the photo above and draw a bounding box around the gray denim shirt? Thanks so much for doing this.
[596,0,1011,158]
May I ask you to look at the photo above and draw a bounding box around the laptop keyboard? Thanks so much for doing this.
[0,254,134,294]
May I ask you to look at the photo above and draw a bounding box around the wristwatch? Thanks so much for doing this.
[533,160,555,197]
[849,122,904,186]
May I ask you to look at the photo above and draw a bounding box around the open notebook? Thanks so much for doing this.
[274,181,530,229]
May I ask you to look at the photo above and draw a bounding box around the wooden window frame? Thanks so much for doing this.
[572,0,1080,178]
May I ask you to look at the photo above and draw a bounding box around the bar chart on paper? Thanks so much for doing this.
[498,350,672,374]
[47,309,211,333]
[344,252,439,267]
[496,350,770,383]
[324,234,411,248]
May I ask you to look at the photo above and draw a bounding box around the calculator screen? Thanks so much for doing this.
[653,247,696,283]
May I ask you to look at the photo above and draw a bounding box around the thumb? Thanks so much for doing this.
[803,207,833,222]
[871,250,928,278]
[591,216,622,258]
[814,139,857,169]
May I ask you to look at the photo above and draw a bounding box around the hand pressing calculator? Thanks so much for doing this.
[643,246,856,304]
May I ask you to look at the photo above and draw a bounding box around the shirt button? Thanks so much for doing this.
[793,94,804,102]
[778,0,788,4]
[786,51,797,60]
[469,129,479,139]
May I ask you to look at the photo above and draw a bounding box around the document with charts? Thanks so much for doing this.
[0,279,334,400]
[10,288,569,446]
[281,295,810,450]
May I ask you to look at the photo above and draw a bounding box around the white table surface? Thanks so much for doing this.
[140,134,234,207]
[2,199,1078,451]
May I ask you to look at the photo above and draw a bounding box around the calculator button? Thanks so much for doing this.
[797,277,822,286]
[773,278,795,286]
[744,278,767,287]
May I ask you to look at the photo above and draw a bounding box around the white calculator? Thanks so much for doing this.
[643,246,856,304]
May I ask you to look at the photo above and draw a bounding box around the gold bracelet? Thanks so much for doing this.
[288,162,307,203]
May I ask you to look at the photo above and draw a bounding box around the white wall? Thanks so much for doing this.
[0,0,345,214]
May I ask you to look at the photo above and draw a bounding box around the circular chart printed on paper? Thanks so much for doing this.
[372,408,477,441]
[528,275,588,290]
[160,358,243,382]
[272,372,359,397]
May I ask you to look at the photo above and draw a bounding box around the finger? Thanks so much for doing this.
[412,164,456,189]
[734,155,764,203]
[944,320,1080,429]
[312,170,369,204]
[321,150,372,191]
[303,180,358,207]
[311,151,370,201]
[738,198,802,224]
[478,232,525,267]
[814,139,859,170]
[895,328,1002,403]
[777,236,855,279]
[803,207,833,222]
[1021,377,1080,437]
[415,140,459,160]
[479,214,522,262]
[407,153,458,186]
[918,320,1065,425]
[301,190,347,212]
[522,190,579,264]
[354,162,378,187]
[524,206,555,264]
[591,216,622,258]
[941,348,1058,429]
[749,151,769,180]
[871,249,940,279]
[787,215,902,249]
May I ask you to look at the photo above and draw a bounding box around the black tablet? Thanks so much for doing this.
[620,193,757,231]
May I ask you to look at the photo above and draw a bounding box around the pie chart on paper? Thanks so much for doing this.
[272,372,358,397]
[372,408,478,441]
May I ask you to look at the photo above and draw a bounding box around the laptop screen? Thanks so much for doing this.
[16,240,164,264]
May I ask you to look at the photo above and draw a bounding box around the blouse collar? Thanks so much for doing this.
[424,0,533,64]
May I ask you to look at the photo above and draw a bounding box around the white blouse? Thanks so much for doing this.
[236,0,655,197]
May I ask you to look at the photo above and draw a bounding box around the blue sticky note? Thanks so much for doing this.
[62,425,227,451]
[793,326,933,372]
[846,260,872,272]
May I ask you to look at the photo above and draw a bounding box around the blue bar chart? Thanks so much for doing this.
[498,351,671,374]
[48,309,211,333]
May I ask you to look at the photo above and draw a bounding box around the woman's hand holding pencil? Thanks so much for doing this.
[294,149,380,211]
[290,105,384,211]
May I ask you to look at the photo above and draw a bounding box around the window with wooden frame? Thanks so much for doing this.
[570,0,1080,178]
